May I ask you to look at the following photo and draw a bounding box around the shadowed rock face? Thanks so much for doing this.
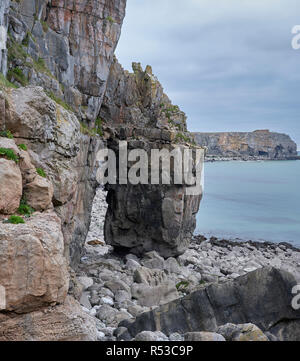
[118,267,300,341]
[101,60,204,257]
[193,130,298,160]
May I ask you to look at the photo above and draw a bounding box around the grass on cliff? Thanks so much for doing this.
[18,143,28,151]
[6,215,25,224]
[80,118,104,137]
[0,148,19,163]
[0,130,14,139]
[36,167,46,178]
[18,198,35,217]
[0,74,18,89]
[7,67,29,87]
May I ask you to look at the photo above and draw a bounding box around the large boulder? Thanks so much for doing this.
[0,296,98,341]
[217,323,269,341]
[23,175,54,211]
[118,267,300,341]
[0,211,69,313]
[0,158,22,214]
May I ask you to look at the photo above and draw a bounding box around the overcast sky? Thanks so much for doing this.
[116,0,300,148]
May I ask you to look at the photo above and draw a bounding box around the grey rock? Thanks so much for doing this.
[217,323,269,341]
[134,331,169,342]
[184,332,225,342]
[119,268,300,340]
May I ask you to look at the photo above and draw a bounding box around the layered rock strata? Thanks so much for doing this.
[193,130,298,161]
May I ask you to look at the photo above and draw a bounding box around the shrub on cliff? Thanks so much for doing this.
[0,148,19,163]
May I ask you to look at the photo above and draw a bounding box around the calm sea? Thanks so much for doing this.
[196,154,300,247]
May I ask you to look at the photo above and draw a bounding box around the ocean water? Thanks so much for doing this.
[195,156,300,247]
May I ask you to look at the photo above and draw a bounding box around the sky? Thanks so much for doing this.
[116,0,300,148]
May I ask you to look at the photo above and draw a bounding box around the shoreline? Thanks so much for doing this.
[205,156,300,162]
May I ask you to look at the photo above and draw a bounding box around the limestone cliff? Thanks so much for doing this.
[193,130,298,161]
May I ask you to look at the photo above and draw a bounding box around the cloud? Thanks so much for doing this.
[116,0,300,146]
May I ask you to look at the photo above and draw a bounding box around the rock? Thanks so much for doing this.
[169,333,184,341]
[0,211,69,313]
[217,323,269,341]
[102,59,204,258]
[119,268,300,340]
[23,175,54,211]
[184,332,225,342]
[193,130,298,161]
[101,296,114,306]
[134,331,169,342]
[0,158,22,214]
[142,251,165,270]
[105,279,131,294]
[131,281,179,308]
[0,296,98,341]
[78,276,94,291]
[96,304,118,325]
[134,267,168,286]
[126,259,141,271]
[80,292,92,310]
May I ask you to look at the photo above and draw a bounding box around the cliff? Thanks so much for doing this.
[193,130,298,161]
[0,0,203,340]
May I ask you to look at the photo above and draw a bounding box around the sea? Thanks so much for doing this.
[195,153,300,247]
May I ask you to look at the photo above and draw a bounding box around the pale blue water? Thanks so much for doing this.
[196,156,300,247]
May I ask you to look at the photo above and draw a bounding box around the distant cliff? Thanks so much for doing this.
[193,130,298,161]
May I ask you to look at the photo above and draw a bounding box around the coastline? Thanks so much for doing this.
[204,156,300,162]
[76,188,300,341]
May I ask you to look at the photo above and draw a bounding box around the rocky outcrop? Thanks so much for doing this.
[101,60,204,257]
[0,296,98,341]
[7,0,126,120]
[0,211,69,313]
[1,86,104,266]
[193,130,298,160]
[118,267,300,340]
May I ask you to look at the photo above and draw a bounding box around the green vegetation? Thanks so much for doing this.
[175,132,194,144]
[0,73,18,89]
[176,280,190,291]
[106,16,115,24]
[7,67,28,86]
[46,91,73,112]
[199,280,206,286]
[7,215,25,224]
[80,118,105,137]
[18,143,28,151]
[41,20,49,33]
[0,148,19,163]
[0,130,14,139]
[18,198,35,217]
[95,117,104,136]
[22,31,36,47]
[36,167,46,178]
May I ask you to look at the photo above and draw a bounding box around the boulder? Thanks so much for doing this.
[0,211,69,313]
[131,281,179,308]
[0,296,98,341]
[118,267,300,340]
[23,175,54,211]
[184,332,225,341]
[217,323,269,341]
[0,158,22,214]
[134,331,169,342]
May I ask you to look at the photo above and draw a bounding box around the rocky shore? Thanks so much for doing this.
[75,188,300,341]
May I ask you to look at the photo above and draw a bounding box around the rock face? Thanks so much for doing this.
[118,267,300,340]
[2,86,104,266]
[0,296,98,341]
[0,211,69,314]
[0,0,9,75]
[7,0,126,120]
[101,60,204,257]
[193,130,298,160]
